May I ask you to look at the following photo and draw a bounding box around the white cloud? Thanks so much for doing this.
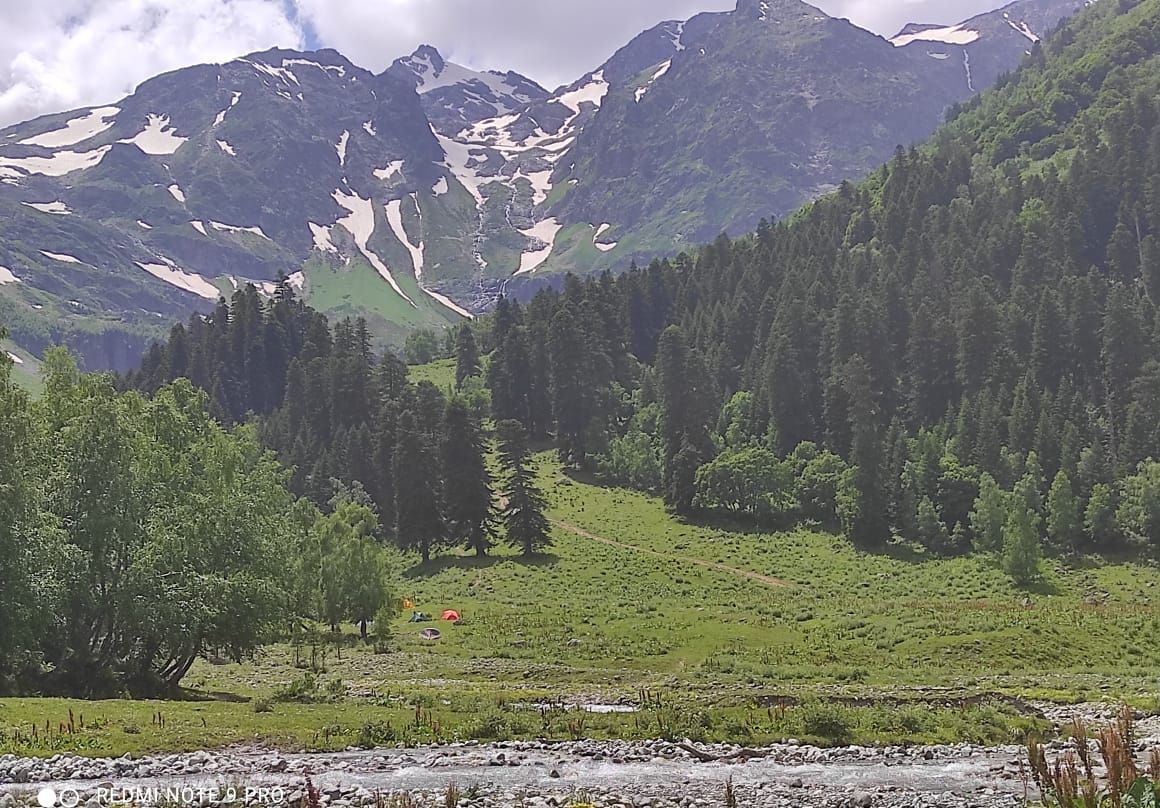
[0,0,303,127]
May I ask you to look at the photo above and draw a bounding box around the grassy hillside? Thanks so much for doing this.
[3,451,1155,757]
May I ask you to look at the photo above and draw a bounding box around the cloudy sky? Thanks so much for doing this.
[0,0,1004,127]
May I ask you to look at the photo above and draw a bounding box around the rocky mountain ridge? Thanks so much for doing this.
[0,0,1091,369]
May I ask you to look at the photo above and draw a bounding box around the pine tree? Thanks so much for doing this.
[454,324,481,388]
[1003,500,1042,586]
[842,355,889,548]
[496,419,551,557]
[1084,482,1118,549]
[548,306,590,466]
[916,496,951,555]
[970,473,1007,553]
[442,398,496,556]
[393,410,444,563]
[1046,470,1081,551]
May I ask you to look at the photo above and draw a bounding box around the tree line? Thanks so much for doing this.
[123,286,553,564]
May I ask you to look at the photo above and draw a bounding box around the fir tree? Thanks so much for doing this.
[496,419,551,557]
[1046,470,1081,551]
[393,410,445,563]
[454,324,481,388]
[1003,500,1042,586]
[442,398,496,556]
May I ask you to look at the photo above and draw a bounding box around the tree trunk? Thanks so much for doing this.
[359,619,368,641]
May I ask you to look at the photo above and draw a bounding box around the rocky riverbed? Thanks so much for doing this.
[0,739,1032,808]
[1,705,1156,808]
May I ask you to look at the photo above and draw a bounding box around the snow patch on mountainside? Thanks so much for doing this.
[666,21,687,52]
[1004,14,1040,42]
[118,114,187,155]
[374,160,404,181]
[214,92,242,127]
[137,261,220,299]
[210,220,268,239]
[386,197,425,280]
[636,60,672,102]
[168,184,186,203]
[333,188,416,305]
[406,50,534,113]
[593,223,617,252]
[283,58,345,78]
[41,251,83,264]
[436,132,488,204]
[891,25,981,47]
[423,288,472,318]
[6,351,23,365]
[191,221,208,236]
[309,222,338,253]
[517,169,553,206]
[246,59,300,87]
[137,220,152,229]
[516,218,562,275]
[557,71,609,114]
[23,201,70,215]
[19,106,119,148]
[0,266,19,284]
[217,140,236,156]
[432,176,449,196]
[336,130,350,166]
[0,146,111,177]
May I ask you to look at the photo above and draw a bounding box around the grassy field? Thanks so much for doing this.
[406,357,457,392]
[3,451,1158,757]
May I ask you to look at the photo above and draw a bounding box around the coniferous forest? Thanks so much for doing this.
[5,0,1160,698]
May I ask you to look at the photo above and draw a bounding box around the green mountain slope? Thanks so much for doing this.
[539,0,1090,275]
[466,0,1160,561]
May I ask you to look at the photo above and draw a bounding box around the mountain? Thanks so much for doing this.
[889,0,1097,89]
[387,45,550,133]
[0,0,1088,369]
[0,48,465,369]
[529,0,1090,277]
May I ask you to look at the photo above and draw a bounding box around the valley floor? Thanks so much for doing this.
[1,454,1158,761]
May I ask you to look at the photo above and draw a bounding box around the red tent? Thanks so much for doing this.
[441,609,460,621]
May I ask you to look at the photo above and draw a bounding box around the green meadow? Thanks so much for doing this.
[3,452,1157,758]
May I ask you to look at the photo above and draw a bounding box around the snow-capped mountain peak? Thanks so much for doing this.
[387,46,549,132]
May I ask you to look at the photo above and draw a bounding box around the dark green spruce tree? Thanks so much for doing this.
[454,323,481,388]
[393,409,445,563]
[442,398,496,556]
[496,419,552,557]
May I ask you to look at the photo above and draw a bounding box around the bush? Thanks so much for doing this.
[459,709,535,741]
[791,700,854,744]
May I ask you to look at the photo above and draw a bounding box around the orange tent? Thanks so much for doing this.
[441,609,460,621]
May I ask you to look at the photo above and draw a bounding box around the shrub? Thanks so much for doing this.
[791,700,854,744]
